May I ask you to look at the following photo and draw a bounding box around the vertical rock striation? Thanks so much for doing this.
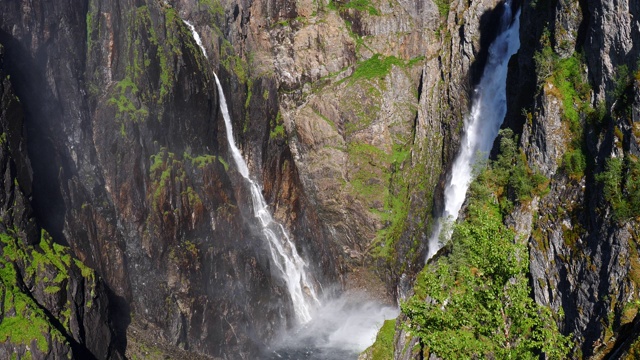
[506,0,640,356]
[0,43,122,360]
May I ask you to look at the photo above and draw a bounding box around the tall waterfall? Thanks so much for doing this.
[184,21,319,323]
[426,3,521,260]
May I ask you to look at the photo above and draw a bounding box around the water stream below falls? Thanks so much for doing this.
[427,1,521,260]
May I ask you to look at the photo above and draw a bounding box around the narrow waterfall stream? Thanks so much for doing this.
[184,21,319,323]
[184,20,397,358]
[426,2,521,260]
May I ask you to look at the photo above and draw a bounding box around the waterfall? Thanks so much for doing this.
[426,3,521,260]
[184,21,319,323]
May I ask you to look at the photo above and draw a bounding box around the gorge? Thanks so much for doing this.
[0,0,639,359]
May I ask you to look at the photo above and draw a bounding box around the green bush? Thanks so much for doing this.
[469,129,548,214]
[596,156,640,222]
[562,148,587,180]
[402,202,571,359]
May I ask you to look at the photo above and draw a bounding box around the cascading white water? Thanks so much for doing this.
[213,74,320,322]
[184,21,319,323]
[426,2,521,260]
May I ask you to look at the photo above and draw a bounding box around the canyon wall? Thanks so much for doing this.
[2,0,640,358]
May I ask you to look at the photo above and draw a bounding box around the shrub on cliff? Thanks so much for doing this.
[400,133,569,359]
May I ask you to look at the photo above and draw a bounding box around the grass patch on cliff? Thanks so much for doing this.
[220,39,248,84]
[434,0,450,17]
[327,0,380,16]
[343,0,380,15]
[363,319,396,359]
[270,112,286,140]
[347,54,403,84]
[149,150,207,221]
[108,77,149,125]
[0,231,96,352]
[197,0,224,18]
[370,143,411,261]
[347,142,390,203]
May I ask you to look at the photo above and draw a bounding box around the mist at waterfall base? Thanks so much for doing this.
[426,2,521,260]
[264,292,399,359]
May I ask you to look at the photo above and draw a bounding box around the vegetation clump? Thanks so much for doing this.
[470,129,548,216]
[534,33,592,180]
[398,128,568,359]
[343,0,380,16]
[362,319,396,359]
[0,230,98,354]
[596,155,640,222]
[402,199,571,359]
[348,54,403,83]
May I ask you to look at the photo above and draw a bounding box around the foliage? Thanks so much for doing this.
[364,319,396,359]
[108,77,149,123]
[533,43,556,82]
[534,42,591,179]
[562,148,587,180]
[552,55,590,133]
[343,0,380,16]
[349,54,403,83]
[220,39,248,84]
[399,123,568,358]
[434,0,450,18]
[270,112,286,140]
[0,232,90,352]
[469,129,548,216]
[197,0,224,18]
[371,144,411,261]
[596,155,640,222]
[402,201,570,359]
[348,142,390,202]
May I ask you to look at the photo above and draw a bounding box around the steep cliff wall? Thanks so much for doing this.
[0,43,122,360]
[509,0,640,356]
[4,0,640,357]
[369,0,640,358]
[0,0,512,356]
[0,0,317,357]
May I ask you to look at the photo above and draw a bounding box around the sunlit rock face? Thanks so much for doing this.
[0,0,510,356]
[2,0,640,358]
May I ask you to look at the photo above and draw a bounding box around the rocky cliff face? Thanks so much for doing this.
[0,44,121,359]
[2,0,640,358]
[369,0,640,357]
[508,0,640,357]
[0,0,322,358]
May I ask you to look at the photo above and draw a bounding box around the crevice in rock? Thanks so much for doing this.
[13,261,97,359]
[0,30,71,247]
